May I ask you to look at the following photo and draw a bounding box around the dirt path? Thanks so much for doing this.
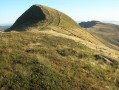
[57,12,61,26]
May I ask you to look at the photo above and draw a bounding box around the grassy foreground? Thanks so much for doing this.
[0,32,119,90]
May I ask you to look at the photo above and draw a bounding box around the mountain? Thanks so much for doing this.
[79,21,119,50]
[6,5,79,31]
[6,5,97,46]
[0,26,10,31]
[0,5,119,89]
[6,5,119,59]
[79,21,99,28]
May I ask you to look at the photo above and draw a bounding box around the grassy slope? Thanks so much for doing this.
[79,22,119,50]
[7,5,119,59]
[6,5,106,47]
[0,32,119,90]
[8,5,79,31]
[1,5,119,89]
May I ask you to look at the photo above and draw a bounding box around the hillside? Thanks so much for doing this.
[79,21,119,50]
[6,5,119,59]
[0,5,119,89]
[6,5,79,31]
[0,32,119,90]
[6,5,100,47]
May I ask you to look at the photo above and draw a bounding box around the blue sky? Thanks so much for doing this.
[0,0,119,25]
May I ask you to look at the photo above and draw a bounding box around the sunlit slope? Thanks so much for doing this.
[5,5,101,45]
[0,32,119,89]
[5,5,119,59]
[6,5,116,56]
[79,21,119,50]
[1,4,119,89]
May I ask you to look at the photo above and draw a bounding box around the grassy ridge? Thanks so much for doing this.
[0,32,119,89]
[2,5,119,90]
[6,5,110,55]
[7,5,79,31]
[79,21,119,50]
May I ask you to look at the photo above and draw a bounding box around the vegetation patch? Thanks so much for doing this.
[0,32,118,89]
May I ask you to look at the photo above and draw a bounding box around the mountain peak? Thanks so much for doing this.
[6,4,79,31]
[79,21,100,28]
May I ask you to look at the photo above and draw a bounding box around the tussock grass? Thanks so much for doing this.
[0,32,119,89]
[2,4,119,90]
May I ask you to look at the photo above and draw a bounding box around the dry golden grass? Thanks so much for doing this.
[0,31,119,89]
[1,4,119,89]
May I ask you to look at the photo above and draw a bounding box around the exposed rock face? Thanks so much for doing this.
[95,55,113,64]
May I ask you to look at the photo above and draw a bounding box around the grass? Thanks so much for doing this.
[6,4,119,60]
[7,4,102,47]
[79,21,119,50]
[2,4,119,89]
[0,32,119,90]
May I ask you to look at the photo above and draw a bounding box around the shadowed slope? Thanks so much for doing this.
[7,5,46,31]
[79,21,99,28]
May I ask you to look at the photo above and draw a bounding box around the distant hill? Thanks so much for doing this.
[0,26,10,31]
[79,21,119,50]
[79,21,100,28]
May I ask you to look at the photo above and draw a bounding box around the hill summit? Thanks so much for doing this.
[79,21,100,28]
[7,5,79,31]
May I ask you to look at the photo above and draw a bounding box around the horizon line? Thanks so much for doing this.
[1,20,119,26]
